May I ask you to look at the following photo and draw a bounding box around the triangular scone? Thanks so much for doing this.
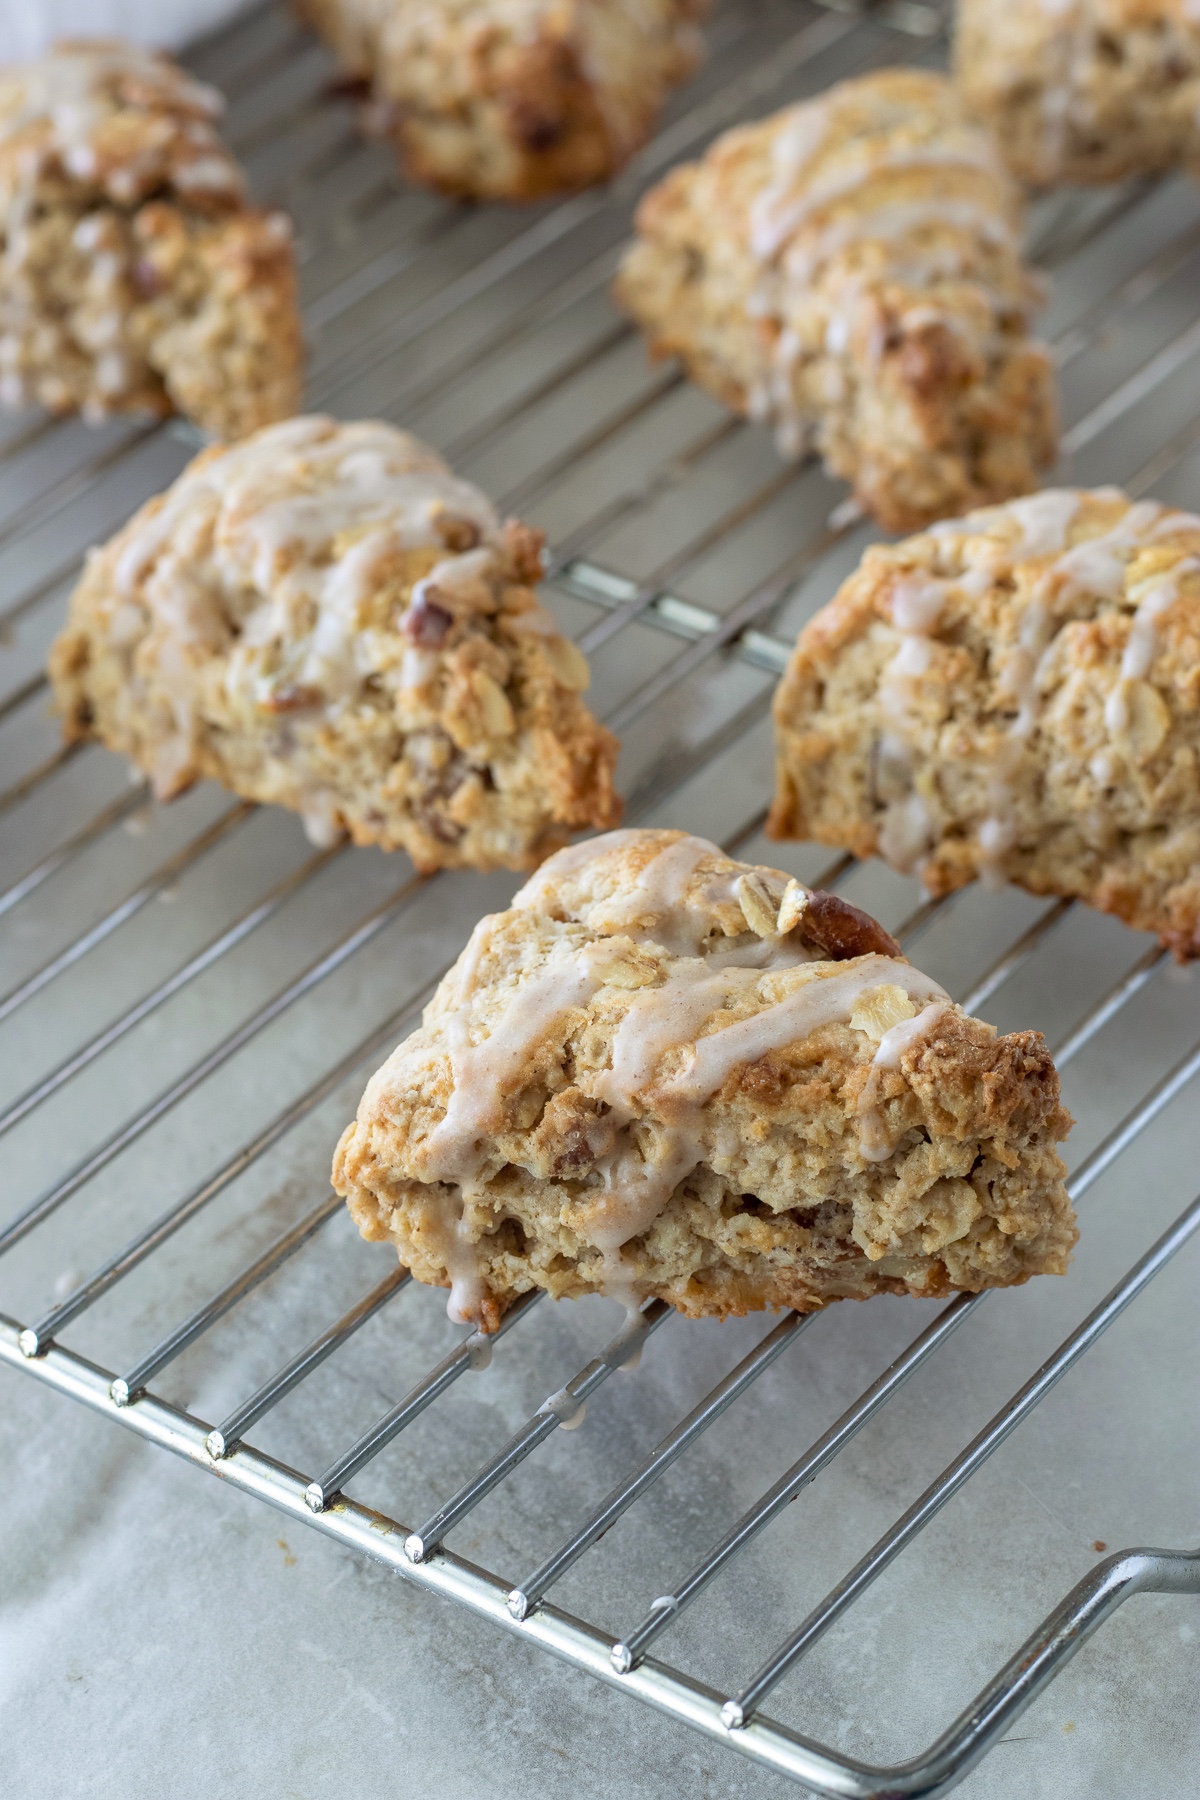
[49,416,621,871]
[956,0,1200,187]
[0,41,302,439]
[614,68,1056,533]
[769,488,1200,958]
[333,829,1074,1331]
[298,0,708,202]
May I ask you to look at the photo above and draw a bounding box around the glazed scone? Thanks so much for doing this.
[955,0,1200,187]
[614,68,1057,533]
[333,828,1075,1330]
[49,415,621,871]
[769,488,1200,957]
[298,0,708,201]
[0,40,303,439]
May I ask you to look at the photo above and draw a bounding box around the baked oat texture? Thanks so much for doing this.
[333,828,1075,1330]
[955,0,1200,187]
[769,487,1200,957]
[0,40,303,439]
[613,68,1057,534]
[297,0,708,200]
[49,415,621,871]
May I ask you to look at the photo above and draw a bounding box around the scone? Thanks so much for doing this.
[333,828,1075,1330]
[49,415,621,871]
[955,0,1200,187]
[769,488,1200,957]
[298,0,708,201]
[613,68,1057,533]
[0,40,303,439]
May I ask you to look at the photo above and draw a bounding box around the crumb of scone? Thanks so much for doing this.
[955,0,1200,187]
[333,827,1075,1330]
[48,415,621,871]
[614,67,1057,534]
[0,39,303,439]
[298,0,709,201]
[769,487,1200,958]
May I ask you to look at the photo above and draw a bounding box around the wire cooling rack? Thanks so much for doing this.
[2,2,1199,1794]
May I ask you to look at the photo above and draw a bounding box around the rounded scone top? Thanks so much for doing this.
[779,485,1200,885]
[100,415,531,763]
[55,412,617,861]
[737,66,1025,274]
[511,825,902,961]
[0,40,246,208]
[113,414,499,609]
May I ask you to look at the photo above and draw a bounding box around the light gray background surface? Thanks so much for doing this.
[2,3,1199,1795]
[0,1,258,61]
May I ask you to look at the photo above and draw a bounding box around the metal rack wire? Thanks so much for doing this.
[2,2,1199,1794]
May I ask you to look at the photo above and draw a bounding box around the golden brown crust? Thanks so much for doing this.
[954,0,1200,187]
[333,828,1075,1328]
[613,68,1057,534]
[48,415,621,871]
[615,70,1057,532]
[770,487,1200,957]
[0,41,303,440]
[297,0,708,201]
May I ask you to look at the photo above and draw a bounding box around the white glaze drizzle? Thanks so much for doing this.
[1051,500,1163,601]
[109,419,501,792]
[743,87,1020,462]
[1148,509,1200,539]
[858,1000,951,1161]
[408,546,495,609]
[299,797,344,849]
[874,492,1175,883]
[668,958,948,1104]
[875,573,949,875]
[514,831,728,958]
[881,574,948,717]
[577,953,948,1264]
[781,197,1016,291]
[977,497,1173,879]
[876,497,1085,883]
[423,948,606,1187]
[582,962,735,1262]
[420,936,609,1326]
[751,138,1002,264]
[1104,557,1199,738]
[0,43,237,195]
[1006,489,1080,557]
[747,99,831,260]
[1035,0,1091,176]
[511,828,651,907]
[878,790,935,875]
[977,588,1054,882]
[417,822,950,1314]
[444,1200,492,1326]
[589,834,722,955]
